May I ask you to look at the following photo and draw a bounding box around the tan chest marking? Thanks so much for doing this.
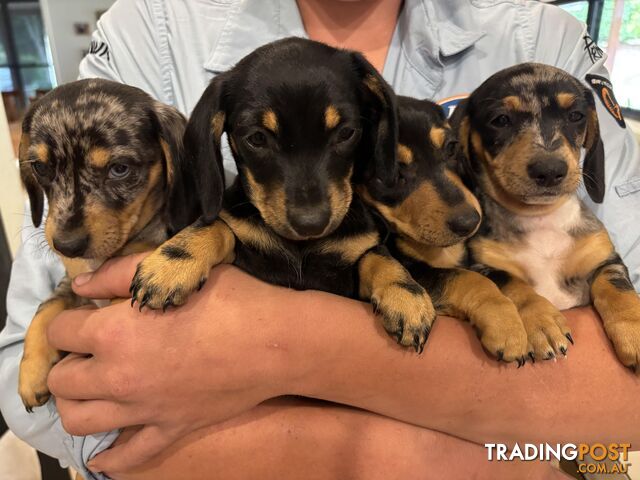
[316,231,380,264]
[397,237,465,269]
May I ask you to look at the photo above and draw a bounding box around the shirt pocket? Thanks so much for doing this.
[615,177,640,198]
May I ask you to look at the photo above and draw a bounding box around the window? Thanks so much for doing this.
[0,0,55,108]
[554,0,640,115]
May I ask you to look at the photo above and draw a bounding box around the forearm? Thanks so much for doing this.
[274,279,640,445]
[112,398,566,480]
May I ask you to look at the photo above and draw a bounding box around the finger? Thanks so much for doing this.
[56,398,142,436]
[48,355,107,399]
[72,252,150,299]
[47,307,99,354]
[87,424,175,475]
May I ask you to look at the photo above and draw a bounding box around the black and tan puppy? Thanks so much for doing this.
[454,63,640,368]
[18,79,192,410]
[360,97,529,364]
[130,38,434,351]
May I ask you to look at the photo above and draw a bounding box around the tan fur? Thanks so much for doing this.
[88,147,111,168]
[316,231,379,264]
[132,220,236,309]
[429,127,446,149]
[219,210,283,253]
[160,139,174,186]
[439,270,528,361]
[556,92,576,109]
[471,237,529,282]
[358,251,435,348]
[363,75,385,104]
[397,144,413,165]
[262,110,278,133]
[396,237,464,269]
[503,95,524,111]
[212,111,225,141]
[324,106,341,129]
[34,143,49,163]
[561,230,614,280]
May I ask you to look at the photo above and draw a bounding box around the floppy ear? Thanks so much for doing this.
[351,52,399,189]
[582,89,605,204]
[183,74,228,224]
[18,109,44,228]
[449,99,477,187]
[151,101,194,232]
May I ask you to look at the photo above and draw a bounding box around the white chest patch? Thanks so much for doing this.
[514,198,588,310]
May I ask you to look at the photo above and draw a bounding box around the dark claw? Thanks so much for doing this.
[371,299,379,314]
[162,298,173,313]
[418,340,425,355]
[497,350,504,362]
[413,333,421,353]
[197,278,206,291]
[519,356,526,368]
[565,333,574,345]
[546,351,555,360]
[25,405,33,414]
[130,296,136,308]
[528,352,535,364]
[559,346,567,356]
[139,293,150,312]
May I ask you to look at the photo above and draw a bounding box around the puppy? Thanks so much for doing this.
[18,79,192,410]
[129,38,435,351]
[454,63,640,368]
[360,96,529,364]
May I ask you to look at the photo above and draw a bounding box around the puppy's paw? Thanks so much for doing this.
[603,310,640,373]
[520,297,572,361]
[474,302,529,365]
[372,282,435,353]
[19,354,54,412]
[130,245,211,311]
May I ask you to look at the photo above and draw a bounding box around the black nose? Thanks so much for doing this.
[527,159,568,187]
[447,209,481,237]
[53,235,89,257]
[288,206,331,238]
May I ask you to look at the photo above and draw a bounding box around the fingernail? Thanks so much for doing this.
[74,272,93,286]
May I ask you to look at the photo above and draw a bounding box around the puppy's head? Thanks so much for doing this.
[19,79,191,260]
[360,97,481,247]
[455,63,604,214]
[185,37,398,240]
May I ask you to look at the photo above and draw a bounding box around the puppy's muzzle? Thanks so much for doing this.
[287,204,331,238]
[527,157,568,188]
[53,234,89,258]
[447,208,481,238]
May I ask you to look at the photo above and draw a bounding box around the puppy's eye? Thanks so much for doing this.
[31,162,49,177]
[491,114,512,128]
[568,111,585,122]
[108,163,130,179]
[246,132,267,148]
[336,127,356,143]
[444,140,458,158]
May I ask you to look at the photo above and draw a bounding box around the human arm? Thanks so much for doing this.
[48,256,640,473]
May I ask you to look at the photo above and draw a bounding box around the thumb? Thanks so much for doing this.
[72,252,150,299]
[87,424,173,475]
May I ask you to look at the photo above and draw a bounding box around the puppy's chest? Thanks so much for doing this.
[513,201,590,309]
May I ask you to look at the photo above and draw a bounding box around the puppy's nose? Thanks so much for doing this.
[53,235,89,257]
[527,159,568,187]
[447,209,481,237]
[288,206,331,238]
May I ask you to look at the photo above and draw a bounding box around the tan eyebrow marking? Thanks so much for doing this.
[324,105,341,129]
[397,144,413,165]
[429,127,446,149]
[503,95,525,111]
[34,143,49,163]
[556,92,577,109]
[88,147,111,168]
[262,110,278,133]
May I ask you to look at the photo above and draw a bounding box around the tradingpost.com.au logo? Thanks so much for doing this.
[485,443,633,475]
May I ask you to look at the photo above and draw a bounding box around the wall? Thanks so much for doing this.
[40,0,116,85]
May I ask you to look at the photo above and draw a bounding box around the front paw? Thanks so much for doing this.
[372,282,435,353]
[130,245,211,311]
[19,354,54,412]
[520,297,572,361]
[604,312,640,373]
[474,302,529,366]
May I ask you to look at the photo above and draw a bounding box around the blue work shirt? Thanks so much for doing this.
[1,1,639,478]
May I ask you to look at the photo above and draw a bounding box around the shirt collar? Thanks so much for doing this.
[204,0,485,74]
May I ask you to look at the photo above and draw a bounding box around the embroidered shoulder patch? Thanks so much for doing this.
[585,74,625,128]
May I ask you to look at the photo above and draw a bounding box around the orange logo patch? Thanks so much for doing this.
[586,74,626,129]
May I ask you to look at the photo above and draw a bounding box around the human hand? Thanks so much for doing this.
[47,256,294,474]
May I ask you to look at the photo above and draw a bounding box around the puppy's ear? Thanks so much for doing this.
[18,109,44,228]
[183,74,228,224]
[582,89,605,203]
[449,99,476,186]
[351,52,399,189]
[151,101,193,232]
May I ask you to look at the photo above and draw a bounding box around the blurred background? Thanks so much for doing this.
[0,0,638,479]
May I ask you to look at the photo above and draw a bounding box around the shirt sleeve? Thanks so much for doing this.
[532,4,640,291]
[78,0,168,103]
